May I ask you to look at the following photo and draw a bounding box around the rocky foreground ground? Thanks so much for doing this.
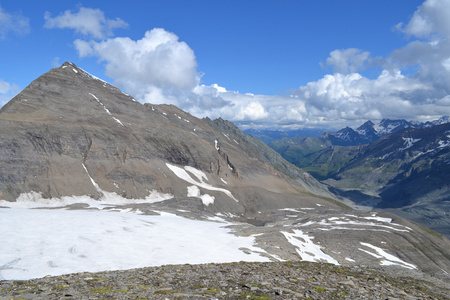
[1,261,449,300]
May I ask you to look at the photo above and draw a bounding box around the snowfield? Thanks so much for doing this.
[281,230,339,265]
[0,205,270,280]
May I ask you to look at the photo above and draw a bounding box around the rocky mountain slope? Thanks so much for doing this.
[0,62,449,283]
[0,62,332,214]
[325,123,450,238]
[270,123,450,239]
[2,261,449,299]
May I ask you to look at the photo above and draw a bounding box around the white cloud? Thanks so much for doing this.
[323,48,372,74]
[0,78,19,106]
[0,79,12,94]
[191,86,305,125]
[44,7,128,39]
[281,0,450,128]
[0,5,30,39]
[51,57,61,68]
[290,69,437,126]
[396,0,450,39]
[75,28,199,102]
[64,0,450,129]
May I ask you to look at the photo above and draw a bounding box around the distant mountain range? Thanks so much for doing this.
[269,119,450,238]
[329,117,450,146]
[248,117,450,146]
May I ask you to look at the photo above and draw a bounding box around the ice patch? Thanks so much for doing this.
[186,186,215,205]
[185,166,208,183]
[78,66,109,85]
[89,93,124,126]
[400,137,421,151]
[166,163,238,202]
[1,188,173,210]
[187,185,200,197]
[279,208,305,214]
[299,215,411,232]
[359,242,416,269]
[438,138,450,148]
[345,257,355,262]
[0,208,270,280]
[281,230,339,265]
[382,137,421,159]
[112,116,124,126]
[215,139,220,151]
[200,194,215,206]
[363,216,392,223]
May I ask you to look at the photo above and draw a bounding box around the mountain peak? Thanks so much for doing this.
[0,63,333,208]
[0,61,140,127]
[1,64,450,281]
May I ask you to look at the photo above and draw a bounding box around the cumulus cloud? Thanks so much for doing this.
[0,78,19,106]
[284,0,450,128]
[0,78,12,94]
[389,0,450,96]
[63,0,450,129]
[75,28,200,105]
[323,48,372,74]
[0,5,30,39]
[44,7,128,39]
[290,70,435,124]
[396,0,450,39]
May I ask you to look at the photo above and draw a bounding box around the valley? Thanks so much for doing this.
[266,119,450,239]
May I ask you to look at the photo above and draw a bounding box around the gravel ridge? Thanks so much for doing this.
[1,261,449,300]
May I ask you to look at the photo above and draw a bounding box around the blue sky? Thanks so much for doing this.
[1,0,449,130]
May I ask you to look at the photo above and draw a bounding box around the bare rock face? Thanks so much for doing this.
[0,62,334,213]
[1,62,450,281]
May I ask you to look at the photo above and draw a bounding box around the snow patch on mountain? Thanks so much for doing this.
[166,163,238,202]
[187,185,215,206]
[359,242,417,270]
[0,207,270,280]
[89,93,124,126]
[1,189,173,210]
[281,230,339,265]
[298,214,411,232]
[185,166,208,182]
[215,139,220,151]
[400,137,421,151]
[438,134,450,148]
